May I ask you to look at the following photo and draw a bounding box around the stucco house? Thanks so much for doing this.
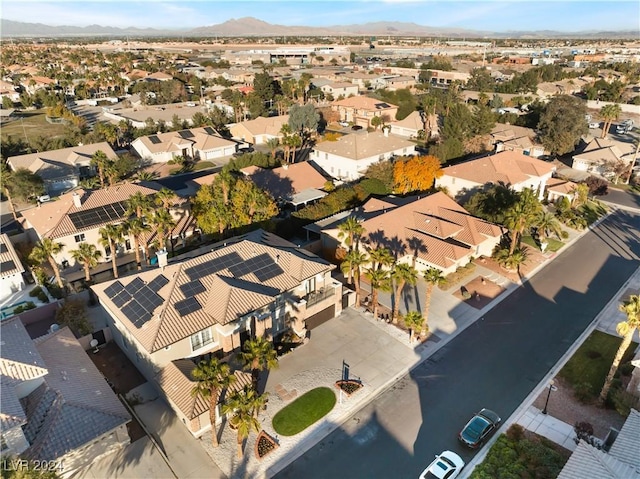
[331,96,399,128]
[91,229,342,436]
[320,192,503,276]
[388,110,439,140]
[490,124,545,158]
[545,178,578,203]
[0,319,130,477]
[311,130,416,181]
[131,127,237,164]
[320,81,359,99]
[7,143,118,196]
[435,150,556,201]
[0,234,25,302]
[228,115,290,145]
[571,137,637,178]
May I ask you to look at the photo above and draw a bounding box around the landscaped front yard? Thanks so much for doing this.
[272,387,336,436]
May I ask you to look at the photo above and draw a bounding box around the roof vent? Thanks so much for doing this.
[72,192,82,208]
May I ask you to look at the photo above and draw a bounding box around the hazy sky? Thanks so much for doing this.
[2,1,639,32]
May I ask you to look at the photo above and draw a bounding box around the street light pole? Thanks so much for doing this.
[542,379,555,415]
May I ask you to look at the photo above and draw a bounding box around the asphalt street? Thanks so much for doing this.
[276,210,640,479]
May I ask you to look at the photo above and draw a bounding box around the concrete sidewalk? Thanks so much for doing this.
[516,406,577,452]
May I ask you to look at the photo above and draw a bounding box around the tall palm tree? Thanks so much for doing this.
[337,217,364,254]
[90,150,109,188]
[504,189,540,256]
[341,249,368,304]
[600,103,622,139]
[0,163,18,221]
[390,263,418,324]
[29,238,65,288]
[150,209,176,252]
[239,337,278,392]
[423,267,445,336]
[191,358,236,448]
[598,295,640,404]
[403,311,425,343]
[155,187,177,209]
[98,224,123,279]
[367,246,394,271]
[70,242,101,283]
[534,210,563,245]
[265,138,280,159]
[221,386,261,458]
[364,267,391,320]
[127,191,153,219]
[122,218,150,270]
[407,237,427,269]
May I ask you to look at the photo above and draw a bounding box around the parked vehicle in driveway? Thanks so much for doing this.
[588,122,600,129]
[419,450,465,479]
[458,408,501,448]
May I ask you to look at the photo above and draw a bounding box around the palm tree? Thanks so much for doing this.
[127,191,153,219]
[90,150,109,188]
[403,311,425,343]
[221,386,261,458]
[341,249,368,304]
[423,267,444,336]
[0,163,18,221]
[155,187,177,209]
[150,209,176,252]
[367,247,394,271]
[504,189,541,256]
[600,103,622,139]
[495,246,529,272]
[191,358,236,448]
[238,336,278,392]
[70,242,101,283]
[534,210,563,246]
[390,263,419,324]
[337,217,364,254]
[598,295,640,405]
[265,138,280,159]
[98,224,123,279]
[364,267,391,320]
[122,218,150,270]
[407,237,427,269]
[29,238,65,288]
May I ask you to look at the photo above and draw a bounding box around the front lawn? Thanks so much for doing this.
[193,161,215,171]
[559,330,638,400]
[579,200,607,225]
[470,425,570,479]
[521,235,564,252]
[1,109,68,143]
[272,387,336,436]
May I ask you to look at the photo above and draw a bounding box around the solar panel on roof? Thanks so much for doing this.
[122,299,151,327]
[229,253,275,278]
[0,260,16,272]
[0,243,8,254]
[68,201,129,229]
[174,297,202,316]
[185,252,243,280]
[178,130,195,139]
[254,263,284,282]
[104,281,125,298]
[180,280,206,297]
[148,275,169,292]
[149,135,161,144]
[112,289,132,307]
[137,286,163,312]
[203,127,215,135]
[125,277,146,295]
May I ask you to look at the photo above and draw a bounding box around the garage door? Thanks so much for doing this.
[305,305,335,330]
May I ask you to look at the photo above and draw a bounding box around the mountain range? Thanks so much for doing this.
[1,17,636,39]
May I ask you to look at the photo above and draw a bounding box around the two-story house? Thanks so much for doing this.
[320,81,359,99]
[91,229,341,436]
[331,96,399,128]
[0,319,130,477]
[311,130,416,181]
[0,234,25,302]
[7,143,118,196]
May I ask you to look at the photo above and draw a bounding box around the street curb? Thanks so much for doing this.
[459,264,640,478]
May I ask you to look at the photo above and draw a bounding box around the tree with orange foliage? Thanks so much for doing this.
[393,155,443,194]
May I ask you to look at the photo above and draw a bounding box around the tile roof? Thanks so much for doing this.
[92,229,334,353]
[608,408,640,468]
[230,115,290,137]
[156,359,252,420]
[133,127,236,155]
[313,131,415,160]
[490,124,537,142]
[440,150,555,187]
[332,96,398,111]
[241,162,328,202]
[21,183,159,239]
[574,137,635,165]
[546,178,578,195]
[389,110,425,130]
[0,233,25,278]
[557,440,640,479]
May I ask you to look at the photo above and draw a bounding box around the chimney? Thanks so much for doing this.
[383,127,389,137]
[72,192,82,208]
[156,249,168,269]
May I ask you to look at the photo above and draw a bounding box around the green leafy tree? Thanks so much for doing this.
[390,263,418,323]
[29,238,64,289]
[239,337,278,392]
[150,209,175,252]
[537,95,588,156]
[403,311,425,343]
[423,267,444,335]
[90,150,110,188]
[155,187,177,209]
[55,298,92,336]
[495,245,528,272]
[288,103,320,137]
[70,242,101,283]
[367,247,394,271]
[191,358,236,448]
[534,210,563,244]
[3,167,45,203]
[221,385,262,458]
[599,295,640,404]
[98,224,123,279]
[126,191,153,219]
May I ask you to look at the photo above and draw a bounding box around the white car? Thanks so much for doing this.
[588,122,600,129]
[419,450,465,479]
[339,121,349,127]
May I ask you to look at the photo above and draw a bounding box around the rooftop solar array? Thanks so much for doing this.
[228,252,283,281]
[104,280,124,298]
[68,201,128,229]
[203,127,216,135]
[148,275,169,292]
[0,260,16,272]
[0,243,8,254]
[180,280,206,297]
[107,275,169,328]
[185,252,243,281]
[175,297,202,316]
[178,130,195,139]
[122,300,152,327]
[112,289,132,308]
[149,135,161,144]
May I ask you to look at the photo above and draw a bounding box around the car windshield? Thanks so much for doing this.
[463,417,489,440]
[437,457,455,469]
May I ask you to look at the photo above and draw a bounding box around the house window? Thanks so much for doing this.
[305,277,316,294]
[451,178,456,185]
[125,239,131,251]
[191,328,214,351]
[74,234,86,243]
[324,153,328,160]
[104,246,111,257]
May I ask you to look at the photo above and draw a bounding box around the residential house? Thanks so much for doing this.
[536,77,592,99]
[0,80,20,103]
[311,130,416,181]
[388,110,439,139]
[490,124,545,158]
[102,103,210,129]
[20,183,191,270]
[421,69,471,87]
[557,409,640,479]
[0,319,130,477]
[0,234,25,302]
[331,96,399,128]
[7,143,118,196]
[91,229,341,436]
[435,150,556,201]
[240,162,328,209]
[131,127,237,164]
[341,71,378,91]
[373,75,416,91]
[571,137,637,178]
[320,81,359,99]
[144,72,173,82]
[21,76,56,95]
[319,192,503,275]
[545,177,578,203]
[228,115,290,145]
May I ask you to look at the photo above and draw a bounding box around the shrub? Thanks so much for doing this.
[574,382,594,403]
[560,230,569,239]
[358,178,389,195]
[29,286,42,297]
[585,176,609,196]
[619,362,634,376]
[55,299,92,336]
[506,424,525,442]
[611,387,640,417]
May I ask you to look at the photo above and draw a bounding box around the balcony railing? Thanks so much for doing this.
[305,287,335,308]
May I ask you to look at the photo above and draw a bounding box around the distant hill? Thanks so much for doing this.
[1,17,637,39]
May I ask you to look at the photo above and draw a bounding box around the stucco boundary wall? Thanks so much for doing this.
[586,100,640,115]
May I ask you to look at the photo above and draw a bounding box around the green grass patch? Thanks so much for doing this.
[272,387,336,436]
[1,109,68,142]
[470,425,570,479]
[193,161,215,171]
[559,330,638,399]
[521,235,564,252]
[579,200,607,225]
